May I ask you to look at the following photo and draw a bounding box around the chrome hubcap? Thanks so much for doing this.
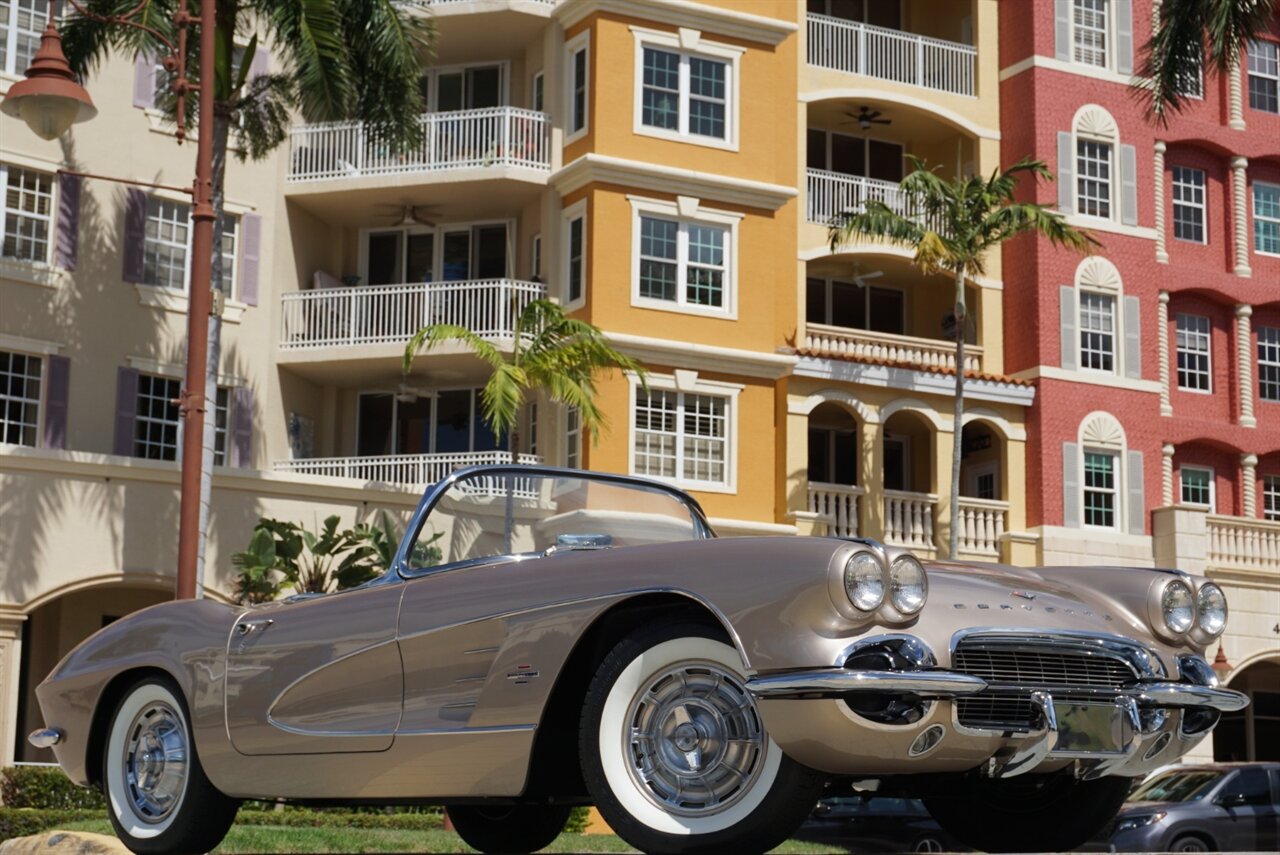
[625,661,765,816]
[122,702,187,823]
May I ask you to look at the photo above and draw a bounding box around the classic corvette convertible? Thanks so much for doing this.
[30,465,1247,854]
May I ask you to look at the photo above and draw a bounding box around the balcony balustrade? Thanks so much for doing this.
[1207,514,1280,573]
[956,497,1007,558]
[883,489,938,550]
[807,169,922,227]
[806,13,976,96]
[280,278,545,351]
[274,451,542,487]
[288,107,551,182]
[804,323,982,372]
[808,482,864,538]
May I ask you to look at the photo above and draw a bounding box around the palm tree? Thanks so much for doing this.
[63,0,432,583]
[403,299,645,464]
[1142,0,1277,121]
[828,157,1098,559]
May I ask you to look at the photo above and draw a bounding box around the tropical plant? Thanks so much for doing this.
[63,0,433,582]
[403,299,646,463]
[1142,0,1277,121]
[828,157,1098,559]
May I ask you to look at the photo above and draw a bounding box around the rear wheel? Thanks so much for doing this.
[102,677,238,854]
[579,620,825,854]
[448,804,572,853]
[923,773,1131,853]
[1170,834,1213,852]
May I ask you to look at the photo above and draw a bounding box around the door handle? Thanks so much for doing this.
[236,619,274,636]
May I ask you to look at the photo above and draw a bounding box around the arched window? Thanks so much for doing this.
[1057,105,1138,226]
[1059,257,1141,380]
[1063,412,1144,535]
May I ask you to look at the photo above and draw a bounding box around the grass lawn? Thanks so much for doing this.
[54,820,850,853]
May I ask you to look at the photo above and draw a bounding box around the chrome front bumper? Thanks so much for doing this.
[745,668,1249,712]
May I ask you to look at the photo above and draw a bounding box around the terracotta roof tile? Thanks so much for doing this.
[793,347,1034,387]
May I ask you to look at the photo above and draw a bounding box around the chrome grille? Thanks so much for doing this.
[952,638,1139,731]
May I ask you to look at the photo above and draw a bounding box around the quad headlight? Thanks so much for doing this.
[844,551,885,612]
[1195,583,1227,638]
[889,555,928,615]
[1161,580,1195,635]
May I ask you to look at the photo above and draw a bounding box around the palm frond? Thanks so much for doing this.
[828,202,925,253]
[402,323,505,374]
[479,362,527,442]
[259,0,354,121]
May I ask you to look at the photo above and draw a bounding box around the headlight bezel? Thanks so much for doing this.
[1148,578,1196,642]
[828,542,928,623]
[1192,582,1228,642]
[843,550,886,613]
[888,554,928,616]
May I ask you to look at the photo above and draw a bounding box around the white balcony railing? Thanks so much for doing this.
[806,13,977,97]
[883,489,937,550]
[280,279,545,351]
[956,497,1008,558]
[288,107,551,182]
[804,323,983,372]
[809,482,864,537]
[275,451,543,486]
[807,168,933,228]
[1207,514,1280,573]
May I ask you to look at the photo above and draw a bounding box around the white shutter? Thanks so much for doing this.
[1116,0,1134,75]
[1063,443,1081,528]
[1061,286,1079,370]
[1055,0,1072,61]
[1123,295,1142,379]
[1058,131,1075,213]
[1120,144,1139,225]
[1126,450,1145,535]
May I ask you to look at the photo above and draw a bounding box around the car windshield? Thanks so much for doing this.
[1128,770,1222,803]
[403,469,709,571]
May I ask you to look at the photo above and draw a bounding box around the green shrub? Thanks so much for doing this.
[0,808,102,841]
[0,767,104,811]
[235,809,443,830]
[565,805,591,833]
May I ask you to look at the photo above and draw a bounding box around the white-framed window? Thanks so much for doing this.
[355,387,501,457]
[1171,166,1206,243]
[531,233,542,280]
[212,386,230,466]
[806,129,905,183]
[562,200,586,308]
[1176,313,1212,392]
[1176,52,1204,99]
[0,0,50,76]
[531,70,544,112]
[1076,139,1112,218]
[0,348,41,447]
[1254,182,1280,256]
[565,32,589,142]
[1072,0,1110,68]
[564,406,580,469]
[1082,449,1118,528]
[1257,326,1280,402]
[418,62,505,113]
[630,197,739,318]
[632,27,741,150]
[806,277,905,334]
[216,215,238,293]
[134,373,182,460]
[143,197,191,292]
[1079,291,1116,372]
[359,221,510,286]
[1247,40,1279,114]
[1180,465,1214,509]
[629,372,740,492]
[1264,474,1280,521]
[0,162,55,265]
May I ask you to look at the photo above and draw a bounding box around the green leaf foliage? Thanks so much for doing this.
[0,766,105,810]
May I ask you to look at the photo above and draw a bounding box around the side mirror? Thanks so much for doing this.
[1216,792,1248,808]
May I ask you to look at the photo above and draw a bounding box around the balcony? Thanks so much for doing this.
[275,451,542,487]
[808,482,864,538]
[1207,514,1280,573]
[806,168,929,227]
[280,279,545,352]
[804,323,983,373]
[287,107,551,184]
[805,13,976,97]
[956,497,1008,558]
[883,489,938,551]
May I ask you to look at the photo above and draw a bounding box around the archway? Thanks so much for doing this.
[1214,655,1280,762]
[881,408,936,549]
[808,402,861,536]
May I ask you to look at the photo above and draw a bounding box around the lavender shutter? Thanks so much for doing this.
[56,173,81,270]
[250,47,268,81]
[232,386,254,467]
[113,367,139,456]
[42,355,70,450]
[122,188,147,283]
[239,213,261,306]
[132,53,156,108]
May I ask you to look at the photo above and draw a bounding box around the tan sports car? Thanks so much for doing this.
[31,466,1247,854]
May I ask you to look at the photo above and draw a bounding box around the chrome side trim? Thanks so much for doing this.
[28,728,62,748]
[746,669,987,699]
[1133,683,1248,712]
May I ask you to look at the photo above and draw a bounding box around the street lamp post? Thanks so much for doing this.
[3,0,218,600]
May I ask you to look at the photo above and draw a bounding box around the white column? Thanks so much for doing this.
[1154,141,1168,263]
[1228,51,1246,130]
[0,610,25,768]
[1237,303,1256,427]
[1232,156,1251,277]
[1162,443,1176,506]
[1158,291,1173,416]
[1242,454,1259,518]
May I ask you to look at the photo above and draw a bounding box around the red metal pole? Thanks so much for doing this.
[174,0,216,600]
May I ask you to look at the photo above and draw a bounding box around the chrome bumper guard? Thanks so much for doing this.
[745,668,1249,712]
[28,728,63,749]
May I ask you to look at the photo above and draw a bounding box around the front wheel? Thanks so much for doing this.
[923,772,1131,853]
[102,677,239,855]
[579,621,825,855]
[448,804,572,853]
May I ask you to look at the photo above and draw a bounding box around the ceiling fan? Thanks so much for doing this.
[845,106,891,130]
[371,202,439,227]
[394,382,432,403]
[851,266,884,287]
